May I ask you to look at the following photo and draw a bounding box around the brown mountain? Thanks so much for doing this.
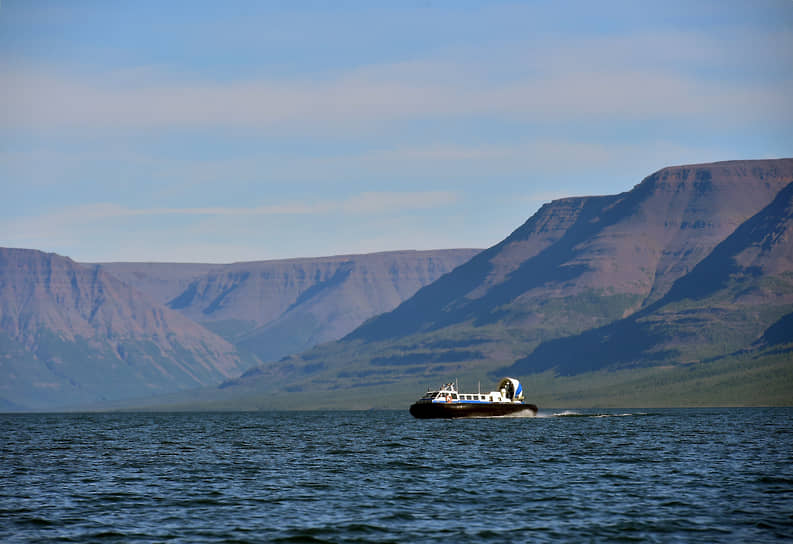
[102,250,480,363]
[0,248,247,410]
[351,159,793,342]
[217,159,793,408]
[506,177,793,376]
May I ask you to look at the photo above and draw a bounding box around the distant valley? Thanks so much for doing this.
[95,250,479,364]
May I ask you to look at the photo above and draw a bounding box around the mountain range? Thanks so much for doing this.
[2,158,792,410]
[96,250,479,363]
[211,158,793,409]
[0,249,477,409]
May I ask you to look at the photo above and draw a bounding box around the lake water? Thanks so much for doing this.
[1,409,792,543]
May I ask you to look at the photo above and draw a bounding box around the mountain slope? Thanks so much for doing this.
[93,262,224,306]
[116,250,479,362]
[506,179,793,376]
[0,248,247,410]
[215,158,793,407]
[352,159,793,343]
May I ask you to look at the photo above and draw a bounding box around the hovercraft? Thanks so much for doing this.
[409,377,538,419]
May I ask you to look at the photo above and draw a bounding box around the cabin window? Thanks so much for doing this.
[452,394,458,400]
[480,395,486,400]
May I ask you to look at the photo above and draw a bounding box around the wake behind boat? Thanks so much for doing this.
[409,377,538,419]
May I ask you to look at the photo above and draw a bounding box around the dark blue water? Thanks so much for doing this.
[1,409,792,543]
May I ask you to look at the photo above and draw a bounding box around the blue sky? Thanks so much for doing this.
[2,0,792,263]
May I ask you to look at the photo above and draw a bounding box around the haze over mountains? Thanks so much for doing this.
[1,159,792,410]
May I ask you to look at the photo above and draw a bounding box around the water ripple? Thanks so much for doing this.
[1,408,792,543]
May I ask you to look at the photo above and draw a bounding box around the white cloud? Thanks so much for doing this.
[0,191,471,263]
[0,190,459,241]
[2,27,790,130]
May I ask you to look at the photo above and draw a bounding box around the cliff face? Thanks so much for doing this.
[0,249,245,409]
[600,160,793,303]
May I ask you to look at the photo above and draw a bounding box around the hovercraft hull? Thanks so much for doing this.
[409,401,538,419]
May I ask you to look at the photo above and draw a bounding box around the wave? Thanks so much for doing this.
[539,410,649,418]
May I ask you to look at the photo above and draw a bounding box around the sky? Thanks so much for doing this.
[1,1,792,263]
